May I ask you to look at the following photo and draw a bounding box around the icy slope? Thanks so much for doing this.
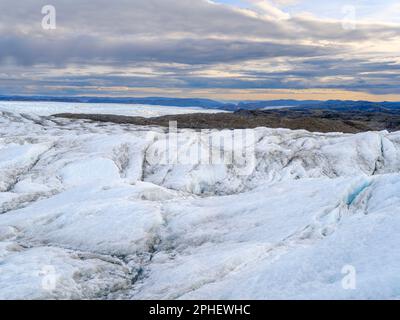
[0,109,399,299]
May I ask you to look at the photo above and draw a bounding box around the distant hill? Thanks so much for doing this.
[0,95,322,110]
[292,100,400,112]
[234,99,321,110]
[1,95,400,112]
[0,95,231,109]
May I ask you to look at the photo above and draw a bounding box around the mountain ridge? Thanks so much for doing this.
[2,95,400,111]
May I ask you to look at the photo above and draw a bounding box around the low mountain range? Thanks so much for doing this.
[2,95,400,112]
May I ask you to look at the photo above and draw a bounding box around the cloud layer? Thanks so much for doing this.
[1,0,400,99]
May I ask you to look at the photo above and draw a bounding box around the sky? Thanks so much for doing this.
[1,0,400,101]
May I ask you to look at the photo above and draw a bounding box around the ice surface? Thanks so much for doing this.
[0,101,226,117]
[0,105,399,299]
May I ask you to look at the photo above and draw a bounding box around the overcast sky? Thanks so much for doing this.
[1,0,400,101]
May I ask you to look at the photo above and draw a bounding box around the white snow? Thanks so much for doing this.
[0,101,226,117]
[0,104,399,300]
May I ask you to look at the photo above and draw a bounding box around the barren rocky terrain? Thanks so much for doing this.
[55,108,400,133]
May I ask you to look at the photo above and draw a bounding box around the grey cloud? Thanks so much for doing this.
[4,55,400,95]
[2,1,400,44]
[1,0,400,96]
[0,35,334,66]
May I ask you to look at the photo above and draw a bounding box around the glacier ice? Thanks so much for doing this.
[0,107,399,300]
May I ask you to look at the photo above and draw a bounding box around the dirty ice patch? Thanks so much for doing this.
[0,245,131,300]
[0,184,165,256]
[0,142,53,191]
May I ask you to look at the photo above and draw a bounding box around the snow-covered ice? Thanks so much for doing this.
[0,104,399,300]
[0,101,226,117]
